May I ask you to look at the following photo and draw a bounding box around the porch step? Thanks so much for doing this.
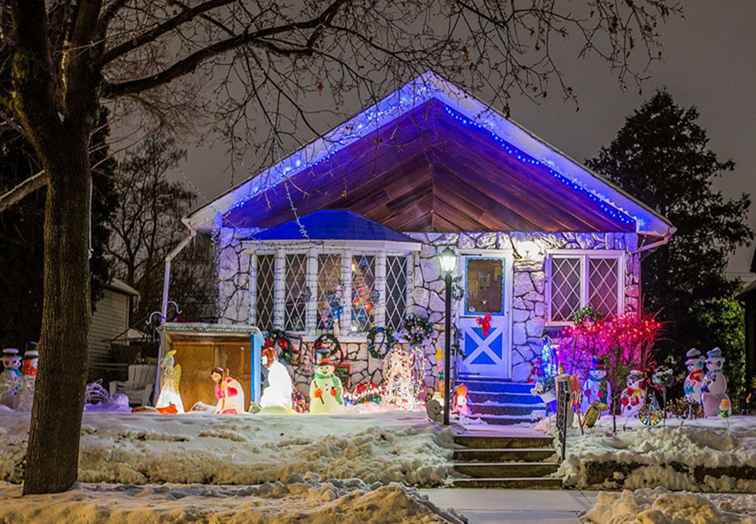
[453,435,553,449]
[453,447,556,462]
[453,461,560,478]
[457,378,535,395]
[449,477,563,489]
[468,391,543,404]
[469,402,545,417]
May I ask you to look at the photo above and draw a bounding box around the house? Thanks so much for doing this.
[737,249,756,395]
[178,71,674,420]
[88,278,139,380]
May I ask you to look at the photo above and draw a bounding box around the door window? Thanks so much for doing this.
[465,258,503,315]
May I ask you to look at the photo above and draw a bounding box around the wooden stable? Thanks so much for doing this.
[158,323,258,411]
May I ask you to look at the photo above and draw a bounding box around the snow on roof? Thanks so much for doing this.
[186,71,674,238]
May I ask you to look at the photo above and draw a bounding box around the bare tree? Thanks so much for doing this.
[0,0,680,494]
[108,133,216,323]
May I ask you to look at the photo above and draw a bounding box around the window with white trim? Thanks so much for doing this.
[284,254,307,331]
[547,253,623,323]
[255,255,275,330]
[316,254,341,331]
[385,255,408,331]
[351,254,376,332]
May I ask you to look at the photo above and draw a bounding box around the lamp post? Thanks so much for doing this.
[438,247,457,425]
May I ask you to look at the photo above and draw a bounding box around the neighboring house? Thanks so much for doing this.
[88,278,139,380]
[177,72,674,420]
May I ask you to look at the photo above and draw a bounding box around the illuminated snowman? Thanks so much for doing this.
[15,349,39,411]
[0,348,22,409]
[309,351,343,414]
[619,370,646,418]
[581,357,611,414]
[683,348,705,403]
[259,346,293,411]
[701,347,730,417]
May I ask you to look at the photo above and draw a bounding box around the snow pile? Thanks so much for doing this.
[0,480,464,523]
[0,409,451,487]
[559,416,756,492]
[582,488,756,524]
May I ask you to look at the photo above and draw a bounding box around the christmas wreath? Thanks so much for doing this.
[400,314,434,347]
[264,329,294,365]
[367,326,396,359]
[313,333,343,361]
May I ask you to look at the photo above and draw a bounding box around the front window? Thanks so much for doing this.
[284,254,307,331]
[385,256,408,331]
[317,254,342,331]
[255,255,275,330]
[351,254,376,332]
[548,253,623,323]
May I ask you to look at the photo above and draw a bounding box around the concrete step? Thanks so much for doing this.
[457,379,535,394]
[475,413,542,425]
[453,447,556,463]
[448,476,563,489]
[468,391,544,404]
[469,402,545,417]
[453,462,560,479]
[454,434,553,449]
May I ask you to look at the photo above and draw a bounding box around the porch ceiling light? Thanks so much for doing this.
[438,247,457,275]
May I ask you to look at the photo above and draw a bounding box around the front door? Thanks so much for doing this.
[459,256,511,379]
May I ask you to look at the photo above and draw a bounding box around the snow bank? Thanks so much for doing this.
[582,488,756,524]
[559,415,756,492]
[0,408,451,487]
[0,480,464,523]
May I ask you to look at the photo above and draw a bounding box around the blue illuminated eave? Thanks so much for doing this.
[186,71,673,238]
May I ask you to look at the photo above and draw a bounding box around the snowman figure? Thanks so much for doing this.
[620,370,646,418]
[156,350,184,413]
[15,349,39,411]
[581,357,611,414]
[259,346,293,411]
[309,351,344,414]
[701,347,730,417]
[0,348,22,409]
[683,348,706,403]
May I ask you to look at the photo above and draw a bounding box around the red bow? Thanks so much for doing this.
[476,313,493,338]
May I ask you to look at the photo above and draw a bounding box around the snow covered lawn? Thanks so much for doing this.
[582,488,756,524]
[0,408,452,487]
[0,481,464,523]
[558,415,756,492]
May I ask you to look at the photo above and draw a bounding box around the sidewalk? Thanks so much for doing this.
[419,488,596,524]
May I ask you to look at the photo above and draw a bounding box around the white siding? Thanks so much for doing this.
[88,289,130,369]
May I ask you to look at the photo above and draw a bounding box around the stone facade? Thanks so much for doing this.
[214,229,642,388]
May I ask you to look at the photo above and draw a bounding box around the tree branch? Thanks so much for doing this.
[0,171,48,213]
[102,0,348,97]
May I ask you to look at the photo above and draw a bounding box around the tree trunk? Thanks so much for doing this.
[23,136,92,494]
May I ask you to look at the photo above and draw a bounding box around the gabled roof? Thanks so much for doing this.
[186,71,674,238]
[251,210,417,243]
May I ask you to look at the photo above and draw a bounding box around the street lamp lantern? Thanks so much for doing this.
[439,246,457,275]
[438,247,456,426]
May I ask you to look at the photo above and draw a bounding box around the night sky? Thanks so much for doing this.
[175,2,755,277]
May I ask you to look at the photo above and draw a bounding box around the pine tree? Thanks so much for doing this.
[588,90,753,358]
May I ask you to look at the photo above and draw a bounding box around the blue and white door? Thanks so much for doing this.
[458,255,512,379]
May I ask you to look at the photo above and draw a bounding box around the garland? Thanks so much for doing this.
[367,326,396,359]
[264,329,294,365]
[313,333,342,361]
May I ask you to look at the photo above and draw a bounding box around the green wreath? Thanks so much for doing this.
[313,333,343,362]
[367,326,396,359]
[265,329,295,365]
[401,314,433,347]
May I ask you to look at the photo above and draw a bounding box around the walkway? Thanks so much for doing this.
[419,488,596,524]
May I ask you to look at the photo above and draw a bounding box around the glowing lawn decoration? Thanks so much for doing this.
[211,368,245,415]
[684,348,705,403]
[309,352,344,414]
[381,344,421,410]
[0,348,21,409]
[702,347,730,418]
[259,346,294,411]
[156,350,184,414]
